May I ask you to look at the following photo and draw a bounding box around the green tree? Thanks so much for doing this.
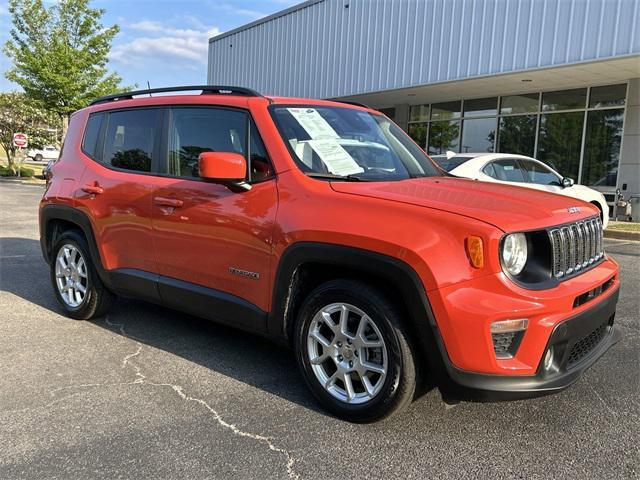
[4,0,127,137]
[428,121,460,155]
[0,92,58,172]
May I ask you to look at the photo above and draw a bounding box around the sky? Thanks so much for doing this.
[0,0,299,92]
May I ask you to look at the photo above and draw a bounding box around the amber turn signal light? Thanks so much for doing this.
[465,236,484,268]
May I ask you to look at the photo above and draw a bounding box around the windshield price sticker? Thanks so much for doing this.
[307,139,364,176]
[287,108,340,140]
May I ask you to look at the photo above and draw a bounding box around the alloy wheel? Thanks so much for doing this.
[307,302,387,404]
[55,244,89,308]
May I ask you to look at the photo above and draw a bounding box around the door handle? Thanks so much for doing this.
[81,184,104,195]
[153,196,183,208]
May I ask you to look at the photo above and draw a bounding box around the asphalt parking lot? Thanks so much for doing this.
[0,180,638,479]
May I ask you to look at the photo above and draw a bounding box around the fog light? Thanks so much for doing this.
[491,319,528,358]
[543,347,554,371]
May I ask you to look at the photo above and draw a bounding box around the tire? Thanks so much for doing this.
[50,230,113,320]
[34,154,43,162]
[591,202,604,223]
[294,279,418,422]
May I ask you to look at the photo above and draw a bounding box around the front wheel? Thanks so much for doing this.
[34,154,43,162]
[294,280,418,422]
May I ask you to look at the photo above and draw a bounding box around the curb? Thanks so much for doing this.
[604,229,640,241]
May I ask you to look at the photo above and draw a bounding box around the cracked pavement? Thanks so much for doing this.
[1,181,638,479]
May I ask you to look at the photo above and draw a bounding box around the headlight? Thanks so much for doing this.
[501,233,528,276]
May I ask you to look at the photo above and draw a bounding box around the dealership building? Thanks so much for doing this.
[208,0,640,217]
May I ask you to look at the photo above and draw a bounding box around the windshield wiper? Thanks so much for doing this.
[305,172,369,182]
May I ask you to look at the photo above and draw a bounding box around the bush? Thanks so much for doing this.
[19,166,35,177]
[0,165,35,177]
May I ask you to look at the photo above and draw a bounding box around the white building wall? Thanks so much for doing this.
[208,0,640,98]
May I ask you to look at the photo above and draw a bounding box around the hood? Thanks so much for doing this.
[330,177,600,232]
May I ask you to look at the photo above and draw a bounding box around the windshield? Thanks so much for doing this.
[271,106,441,181]
[432,155,474,172]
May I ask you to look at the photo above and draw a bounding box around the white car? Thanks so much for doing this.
[433,152,610,228]
[27,146,60,162]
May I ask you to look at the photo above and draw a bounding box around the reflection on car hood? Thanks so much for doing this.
[330,177,600,232]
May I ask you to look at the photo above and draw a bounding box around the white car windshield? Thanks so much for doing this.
[271,106,441,181]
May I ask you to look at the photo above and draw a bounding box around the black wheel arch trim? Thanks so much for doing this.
[40,204,110,285]
[268,241,456,388]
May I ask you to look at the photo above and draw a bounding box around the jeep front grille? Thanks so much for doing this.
[548,217,603,279]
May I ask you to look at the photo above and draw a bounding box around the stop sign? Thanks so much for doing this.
[13,133,28,148]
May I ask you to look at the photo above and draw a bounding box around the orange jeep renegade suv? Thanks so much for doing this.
[40,86,621,422]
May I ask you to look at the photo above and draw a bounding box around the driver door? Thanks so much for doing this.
[150,106,278,327]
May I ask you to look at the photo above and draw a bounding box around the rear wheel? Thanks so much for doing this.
[51,230,113,320]
[294,279,418,422]
[34,154,43,162]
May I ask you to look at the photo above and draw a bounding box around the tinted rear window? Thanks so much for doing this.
[103,109,160,172]
[82,113,104,160]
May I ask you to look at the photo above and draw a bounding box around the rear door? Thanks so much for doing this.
[150,106,277,327]
[76,108,162,299]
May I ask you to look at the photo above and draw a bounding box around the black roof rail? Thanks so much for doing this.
[90,85,266,106]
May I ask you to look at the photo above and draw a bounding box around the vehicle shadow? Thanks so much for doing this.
[0,237,436,417]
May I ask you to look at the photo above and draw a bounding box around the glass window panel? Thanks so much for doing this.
[486,159,527,182]
[431,101,461,120]
[408,122,427,148]
[82,112,103,160]
[409,105,428,122]
[427,120,460,154]
[542,88,587,111]
[537,112,584,179]
[482,162,497,178]
[168,107,247,178]
[497,115,537,156]
[434,155,475,172]
[500,93,539,114]
[460,117,496,153]
[581,109,624,187]
[103,109,159,172]
[249,120,274,183]
[589,84,627,108]
[520,160,562,186]
[463,97,498,117]
[379,107,396,119]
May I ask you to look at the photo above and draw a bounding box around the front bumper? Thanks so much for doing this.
[421,256,621,399]
[443,286,620,399]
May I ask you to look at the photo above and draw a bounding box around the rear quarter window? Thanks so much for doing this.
[82,112,104,160]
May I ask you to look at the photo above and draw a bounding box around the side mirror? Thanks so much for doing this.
[199,152,250,191]
[562,177,574,188]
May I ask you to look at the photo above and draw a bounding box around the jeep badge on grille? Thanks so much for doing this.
[567,206,581,214]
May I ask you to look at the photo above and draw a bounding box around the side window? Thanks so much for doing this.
[249,121,274,182]
[167,107,247,178]
[487,159,527,182]
[521,160,562,186]
[82,112,104,160]
[103,109,159,172]
[482,162,496,178]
